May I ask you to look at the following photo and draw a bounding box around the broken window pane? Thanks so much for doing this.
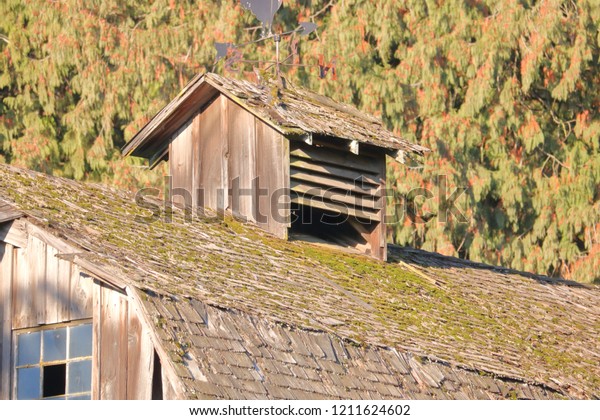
[17,331,40,366]
[69,323,92,358]
[43,328,67,361]
[17,367,40,399]
[43,364,66,398]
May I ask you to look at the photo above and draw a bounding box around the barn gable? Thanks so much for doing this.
[1,164,599,400]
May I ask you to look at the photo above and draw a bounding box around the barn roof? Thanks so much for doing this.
[122,73,429,162]
[1,164,599,399]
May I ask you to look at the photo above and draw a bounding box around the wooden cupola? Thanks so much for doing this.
[123,73,428,261]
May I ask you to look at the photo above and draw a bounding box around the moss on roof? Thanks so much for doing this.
[1,164,599,398]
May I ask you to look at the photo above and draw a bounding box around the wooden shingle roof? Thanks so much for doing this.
[122,73,429,160]
[1,164,598,399]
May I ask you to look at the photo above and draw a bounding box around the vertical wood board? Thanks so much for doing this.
[99,285,129,400]
[170,120,194,209]
[198,97,225,211]
[44,245,60,325]
[225,99,257,221]
[70,272,93,320]
[0,243,13,399]
[126,306,154,400]
[12,247,31,329]
[256,119,287,237]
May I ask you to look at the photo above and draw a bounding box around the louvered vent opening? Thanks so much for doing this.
[289,140,386,257]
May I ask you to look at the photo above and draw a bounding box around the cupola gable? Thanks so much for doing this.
[123,73,428,261]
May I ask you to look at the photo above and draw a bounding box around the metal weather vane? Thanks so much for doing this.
[213,0,335,80]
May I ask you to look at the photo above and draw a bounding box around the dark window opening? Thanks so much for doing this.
[43,364,66,398]
[290,203,378,254]
[152,351,163,400]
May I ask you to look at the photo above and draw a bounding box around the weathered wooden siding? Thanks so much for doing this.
[169,120,194,209]
[0,242,13,400]
[8,235,92,330]
[169,94,290,238]
[0,220,166,400]
[197,97,226,211]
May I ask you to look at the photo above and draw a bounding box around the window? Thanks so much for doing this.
[14,322,93,400]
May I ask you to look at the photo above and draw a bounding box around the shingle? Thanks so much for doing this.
[317,359,346,375]
[221,351,256,369]
[236,379,267,394]
[177,301,206,324]
[229,366,258,381]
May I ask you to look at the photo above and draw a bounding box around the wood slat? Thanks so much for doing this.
[290,158,382,186]
[92,280,101,400]
[12,246,31,329]
[0,242,13,400]
[291,180,383,210]
[227,98,256,221]
[27,236,47,325]
[99,285,129,399]
[291,169,381,197]
[45,245,60,324]
[70,272,93,320]
[291,194,380,222]
[256,118,288,237]
[57,258,72,322]
[198,97,226,211]
[220,95,230,211]
[127,306,154,399]
[291,143,381,174]
[170,120,194,209]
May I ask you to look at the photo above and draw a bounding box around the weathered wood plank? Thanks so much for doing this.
[291,168,382,197]
[92,280,102,400]
[127,307,154,400]
[12,246,32,329]
[256,118,287,236]
[29,236,47,325]
[374,156,387,261]
[99,285,129,400]
[0,203,22,224]
[290,158,382,186]
[282,130,291,234]
[227,98,256,221]
[44,245,60,324]
[162,369,179,400]
[291,143,382,174]
[291,180,383,210]
[0,242,13,399]
[291,194,380,221]
[70,272,93,320]
[170,120,194,209]
[220,95,230,211]
[0,220,27,248]
[57,258,72,322]
[126,288,185,400]
[199,97,226,211]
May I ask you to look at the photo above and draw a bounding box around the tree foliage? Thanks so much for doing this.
[1,0,598,282]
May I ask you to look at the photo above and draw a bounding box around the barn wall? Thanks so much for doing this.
[168,94,290,238]
[93,282,156,400]
[0,221,166,400]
